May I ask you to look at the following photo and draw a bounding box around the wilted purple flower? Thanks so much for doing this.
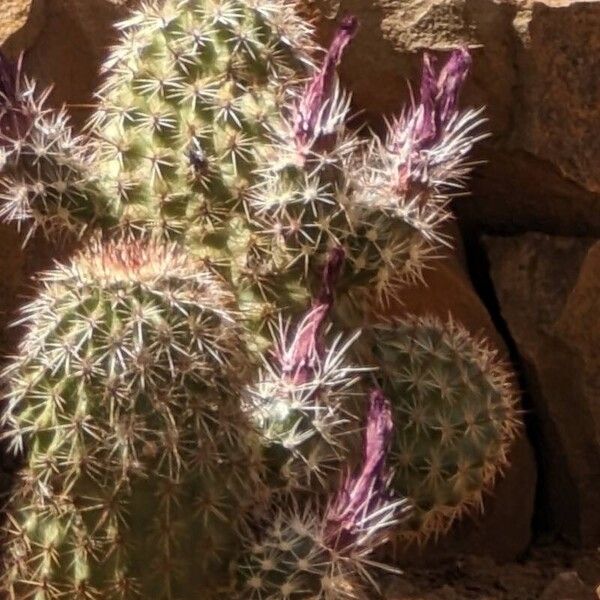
[279,247,345,384]
[325,388,403,549]
[280,302,329,385]
[415,48,472,149]
[391,47,472,192]
[292,15,359,152]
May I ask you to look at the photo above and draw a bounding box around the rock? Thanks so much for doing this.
[485,233,600,546]
[2,0,135,127]
[0,0,34,45]
[303,0,600,236]
[573,553,600,589]
[376,225,537,563]
[540,572,597,600]
[516,3,600,195]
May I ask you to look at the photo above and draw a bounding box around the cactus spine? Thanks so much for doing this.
[0,54,108,241]
[1,239,265,598]
[237,389,411,599]
[90,0,312,243]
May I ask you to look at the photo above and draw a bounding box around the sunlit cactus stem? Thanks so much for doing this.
[0,51,108,242]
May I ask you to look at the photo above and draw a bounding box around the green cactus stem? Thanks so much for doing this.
[0,52,108,241]
[1,238,266,599]
[373,315,519,543]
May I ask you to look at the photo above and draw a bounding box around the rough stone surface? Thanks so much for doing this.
[485,233,600,546]
[540,572,597,600]
[385,546,600,600]
[2,0,135,127]
[375,227,536,564]
[302,0,600,236]
[0,0,34,44]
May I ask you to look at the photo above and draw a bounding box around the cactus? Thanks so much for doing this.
[373,315,520,542]
[0,53,108,241]
[236,389,411,599]
[0,238,265,599]
[0,0,524,596]
[89,0,313,242]
[245,247,368,494]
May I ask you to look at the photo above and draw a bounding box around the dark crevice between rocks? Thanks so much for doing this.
[456,221,562,550]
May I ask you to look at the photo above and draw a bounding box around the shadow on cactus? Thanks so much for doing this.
[374,315,520,545]
[0,0,523,598]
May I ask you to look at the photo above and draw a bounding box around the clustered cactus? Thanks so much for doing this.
[0,1,520,599]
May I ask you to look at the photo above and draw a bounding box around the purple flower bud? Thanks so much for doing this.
[392,47,472,192]
[325,388,394,547]
[435,47,472,127]
[280,248,345,384]
[280,302,329,385]
[292,16,359,152]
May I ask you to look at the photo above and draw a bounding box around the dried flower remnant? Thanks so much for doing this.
[293,15,359,154]
[326,388,410,550]
[280,247,345,384]
[389,48,477,194]
[249,247,366,493]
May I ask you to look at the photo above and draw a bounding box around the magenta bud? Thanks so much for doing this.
[435,47,472,125]
[391,47,472,192]
[280,303,329,385]
[279,248,345,384]
[326,388,394,545]
[293,16,359,151]
[279,247,345,384]
[412,47,472,149]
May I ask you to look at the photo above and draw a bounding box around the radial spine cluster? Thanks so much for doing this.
[374,315,519,543]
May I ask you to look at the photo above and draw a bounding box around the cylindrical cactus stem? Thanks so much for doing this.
[244,18,361,309]
[1,238,266,599]
[372,315,520,543]
[90,0,314,244]
[246,248,368,494]
[236,388,411,599]
[0,52,109,242]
